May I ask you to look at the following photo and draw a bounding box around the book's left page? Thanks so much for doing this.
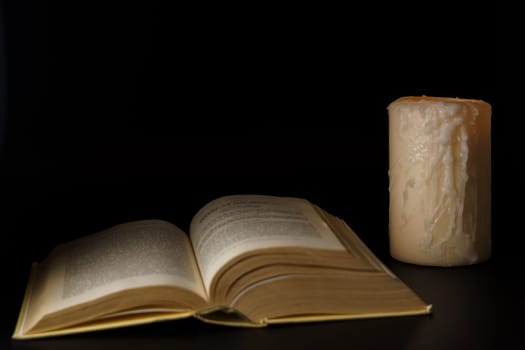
[14,220,208,339]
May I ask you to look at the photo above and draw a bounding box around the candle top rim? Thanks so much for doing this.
[388,96,491,110]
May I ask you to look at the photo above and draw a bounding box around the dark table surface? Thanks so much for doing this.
[1,252,521,350]
[0,178,522,350]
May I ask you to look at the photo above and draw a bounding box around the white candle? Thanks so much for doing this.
[388,96,491,266]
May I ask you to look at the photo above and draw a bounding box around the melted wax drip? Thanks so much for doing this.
[400,103,478,262]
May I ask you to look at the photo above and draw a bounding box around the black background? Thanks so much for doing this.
[1,2,524,349]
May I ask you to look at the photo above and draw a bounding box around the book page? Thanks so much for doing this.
[190,195,346,291]
[26,220,206,325]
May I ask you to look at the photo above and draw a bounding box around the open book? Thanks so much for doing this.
[13,195,431,339]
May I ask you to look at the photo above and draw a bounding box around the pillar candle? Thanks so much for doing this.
[388,96,491,266]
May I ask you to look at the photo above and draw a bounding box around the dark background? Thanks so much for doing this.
[1,1,523,349]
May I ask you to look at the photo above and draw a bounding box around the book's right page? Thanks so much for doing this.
[189,195,430,325]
